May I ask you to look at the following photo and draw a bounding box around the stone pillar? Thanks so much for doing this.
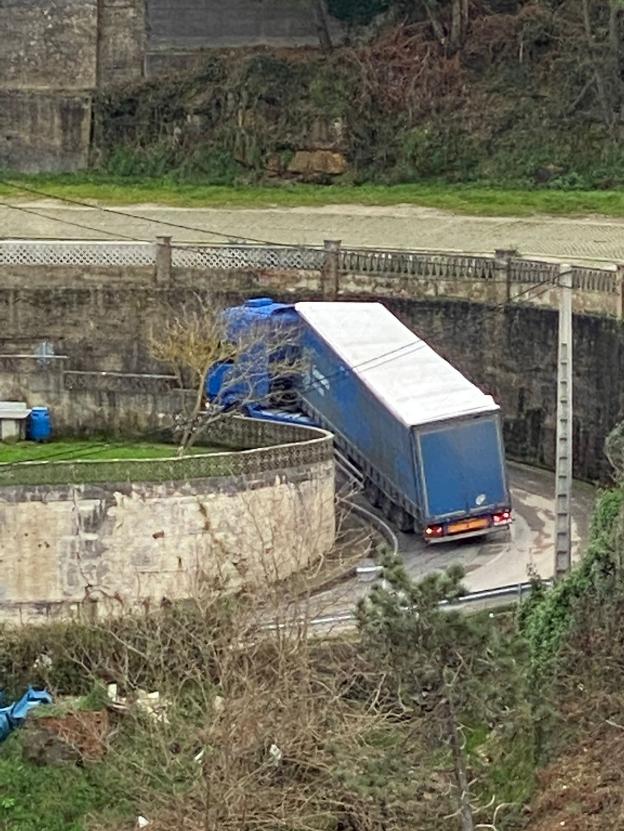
[495,248,518,303]
[321,240,341,299]
[155,236,172,284]
[617,264,624,320]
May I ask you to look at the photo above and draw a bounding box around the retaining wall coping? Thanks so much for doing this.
[0,418,334,488]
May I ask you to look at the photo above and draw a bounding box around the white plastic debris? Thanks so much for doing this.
[136,689,169,724]
[106,686,169,723]
[136,817,150,829]
[33,654,53,670]
[268,743,283,765]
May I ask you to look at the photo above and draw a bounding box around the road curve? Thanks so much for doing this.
[305,462,596,621]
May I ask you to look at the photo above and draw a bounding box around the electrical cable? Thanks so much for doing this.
[0,200,150,242]
[0,196,548,290]
[295,273,560,397]
[0,179,320,249]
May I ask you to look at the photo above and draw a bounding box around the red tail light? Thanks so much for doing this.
[492,509,512,526]
[424,524,444,539]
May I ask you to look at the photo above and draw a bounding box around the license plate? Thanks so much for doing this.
[448,518,489,534]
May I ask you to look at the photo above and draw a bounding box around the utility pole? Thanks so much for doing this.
[554,263,573,580]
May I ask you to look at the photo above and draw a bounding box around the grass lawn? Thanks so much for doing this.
[4,174,624,217]
[0,439,227,465]
[0,733,129,831]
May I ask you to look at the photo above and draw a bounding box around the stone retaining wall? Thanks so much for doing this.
[0,419,335,624]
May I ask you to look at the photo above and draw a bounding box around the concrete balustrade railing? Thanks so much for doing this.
[1,238,623,317]
[0,417,334,487]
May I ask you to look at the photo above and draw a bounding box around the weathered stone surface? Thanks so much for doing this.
[146,0,344,50]
[22,725,82,766]
[0,0,144,171]
[0,462,336,624]
[0,92,92,173]
[287,150,348,176]
[98,0,146,86]
[0,0,97,91]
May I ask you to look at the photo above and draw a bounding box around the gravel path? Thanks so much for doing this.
[3,200,624,264]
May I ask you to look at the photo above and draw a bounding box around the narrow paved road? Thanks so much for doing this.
[3,200,624,265]
[304,462,595,622]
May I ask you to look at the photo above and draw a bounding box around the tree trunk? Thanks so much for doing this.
[424,0,446,47]
[313,0,333,52]
[449,0,469,53]
[581,0,615,132]
[446,695,475,831]
[608,0,623,120]
[177,364,209,456]
[609,0,621,72]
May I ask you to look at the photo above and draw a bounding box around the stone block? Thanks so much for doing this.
[287,150,348,177]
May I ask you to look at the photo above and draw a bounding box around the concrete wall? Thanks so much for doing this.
[0,0,144,172]
[0,457,335,624]
[146,0,343,51]
[0,263,620,481]
[0,0,98,91]
[0,356,190,436]
[0,92,92,172]
[0,0,98,170]
[2,0,342,170]
[98,0,146,86]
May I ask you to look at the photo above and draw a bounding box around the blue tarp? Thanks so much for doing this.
[0,687,53,743]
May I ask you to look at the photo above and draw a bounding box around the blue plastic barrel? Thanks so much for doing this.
[27,407,52,442]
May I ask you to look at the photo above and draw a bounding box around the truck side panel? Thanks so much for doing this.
[300,328,421,511]
[416,415,509,522]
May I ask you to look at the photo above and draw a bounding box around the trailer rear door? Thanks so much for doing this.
[417,416,508,520]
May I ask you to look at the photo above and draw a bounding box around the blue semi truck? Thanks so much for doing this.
[206,298,511,542]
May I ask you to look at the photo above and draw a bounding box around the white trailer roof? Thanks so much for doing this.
[295,302,499,428]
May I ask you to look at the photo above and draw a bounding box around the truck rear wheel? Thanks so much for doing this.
[364,480,382,508]
[390,504,414,533]
[379,494,393,521]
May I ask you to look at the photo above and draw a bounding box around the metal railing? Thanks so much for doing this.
[264,578,552,632]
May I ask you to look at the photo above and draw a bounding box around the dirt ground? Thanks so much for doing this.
[526,726,624,831]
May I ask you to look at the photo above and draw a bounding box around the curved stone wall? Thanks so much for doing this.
[0,419,335,623]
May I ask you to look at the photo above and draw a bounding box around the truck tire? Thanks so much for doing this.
[364,480,382,508]
[390,504,414,533]
[379,494,394,521]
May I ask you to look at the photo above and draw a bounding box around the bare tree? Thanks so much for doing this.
[58,539,442,831]
[560,0,624,133]
[150,294,303,456]
[606,419,624,482]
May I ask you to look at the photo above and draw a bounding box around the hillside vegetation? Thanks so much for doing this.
[90,0,624,190]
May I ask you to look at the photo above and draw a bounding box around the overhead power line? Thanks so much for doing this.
[0,200,150,242]
[297,275,559,396]
[0,180,315,249]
